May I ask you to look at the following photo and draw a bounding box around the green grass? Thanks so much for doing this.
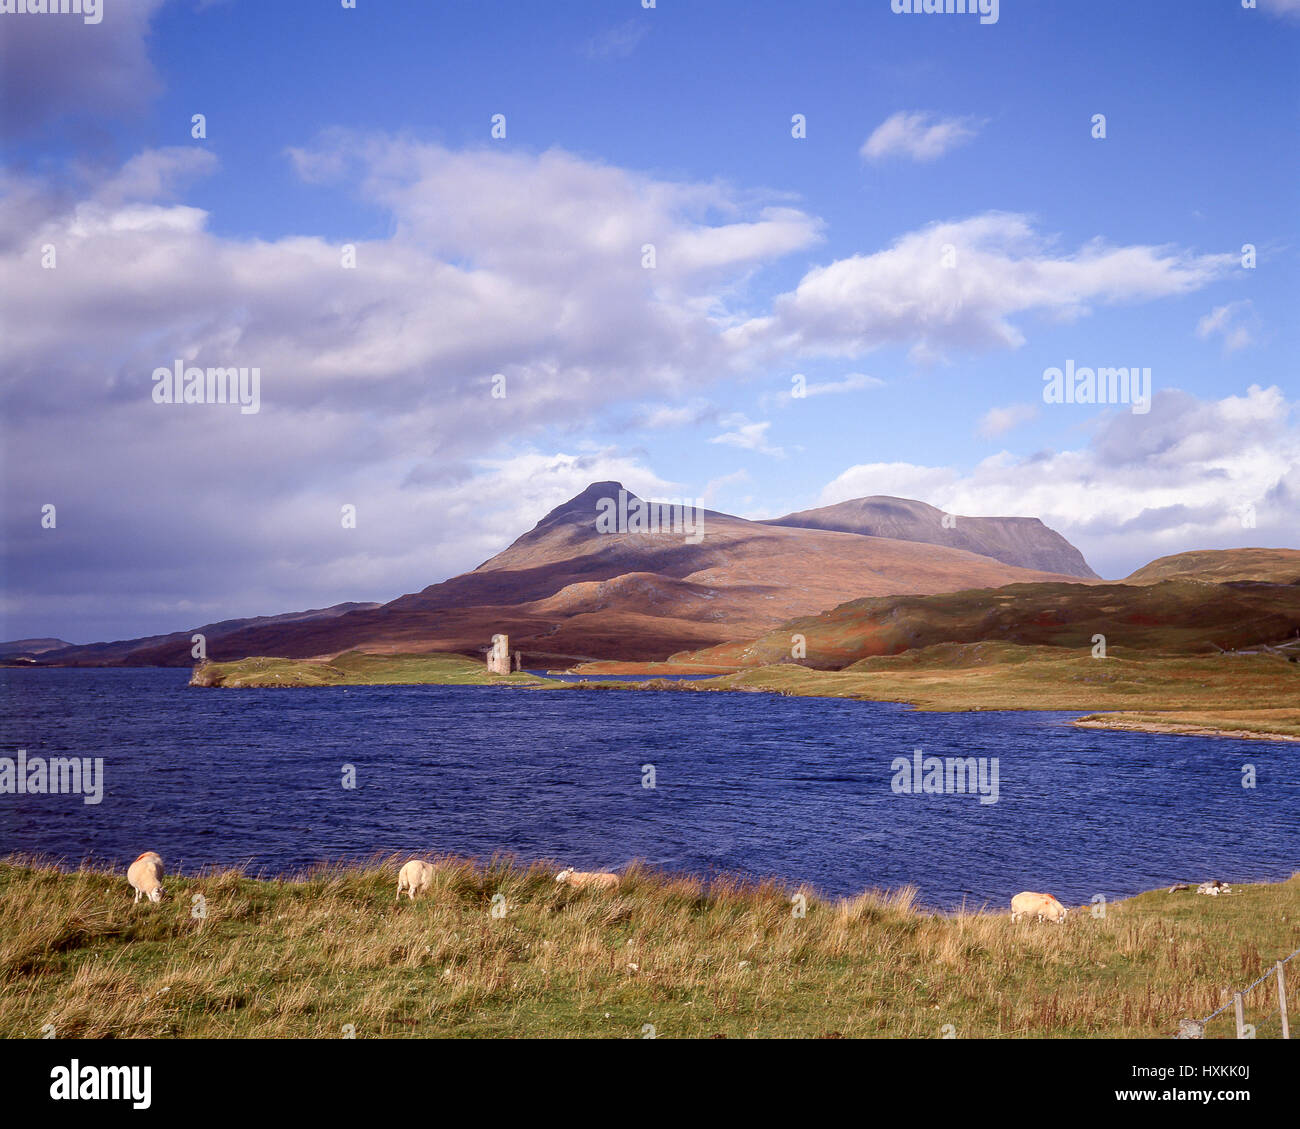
[1075,709,1300,741]
[675,645,1300,728]
[191,651,556,688]
[2,858,1296,1039]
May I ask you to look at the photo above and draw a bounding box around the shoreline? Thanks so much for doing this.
[1071,712,1300,743]
[23,649,1300,742]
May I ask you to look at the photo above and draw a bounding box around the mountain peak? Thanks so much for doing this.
[533,481,639,531]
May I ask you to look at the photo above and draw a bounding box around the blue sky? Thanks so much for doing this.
[1,0,1297,641]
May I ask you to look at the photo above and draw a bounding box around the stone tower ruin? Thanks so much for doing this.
[487,633,511,674]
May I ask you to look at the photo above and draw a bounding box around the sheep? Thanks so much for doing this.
[555,867,619,892]
[127,851,165,904]
[1010,891,1066,923]
[396,859,435,901]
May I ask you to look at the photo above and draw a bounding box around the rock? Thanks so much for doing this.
[1196,880,1232,896]
[1175,1019,1205,1039]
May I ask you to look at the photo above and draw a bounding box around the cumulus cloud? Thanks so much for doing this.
[819,385,1298,578]
[728,212,1236,362]
[861,111,982,162]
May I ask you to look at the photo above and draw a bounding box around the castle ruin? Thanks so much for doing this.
[486,633,511,674]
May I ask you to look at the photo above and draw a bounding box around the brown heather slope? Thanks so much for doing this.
[764,495,1098,578]
[1125,546,1300,585]
[4,603,383,668]
[670,576,1300,670]
[29,481,1090,668]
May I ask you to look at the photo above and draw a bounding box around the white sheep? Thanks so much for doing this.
[396,859,434,901]
[127,851,165,904]
[555,867,619,892]
[1010,891,1066,923]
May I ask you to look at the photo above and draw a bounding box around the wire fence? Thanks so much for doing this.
[1176,948,1298,1039]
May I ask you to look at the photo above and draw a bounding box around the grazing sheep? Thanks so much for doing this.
[127,851,165,904]
[1010,891,1066,923]
[396,859,434,901]
[555,867,619,892]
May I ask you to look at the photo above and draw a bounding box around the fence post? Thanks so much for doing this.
[1279,962,1290,1040]
[1234,992,1245,1039]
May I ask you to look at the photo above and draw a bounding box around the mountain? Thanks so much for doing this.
[1125,548,1300,586]
[0,638,72,659]
[10,603,381,667]
[25,482,1092,668]
[763,495,1098,578]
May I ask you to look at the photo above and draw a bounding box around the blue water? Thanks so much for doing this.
[1,668,1296,909]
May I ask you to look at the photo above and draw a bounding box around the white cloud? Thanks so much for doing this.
[709,414,784,457]
[729,212,1236,362]
[861,111,982,163]
[977,402,1039,438]
[764,371,884,410]
[820,385,1298,578]
[636,400,719,429]
[1196,300,1259,353]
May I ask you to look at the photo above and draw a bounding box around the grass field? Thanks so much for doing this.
[708,644,1297,706]
[191,651,554,688]
[2,858,1296,1039]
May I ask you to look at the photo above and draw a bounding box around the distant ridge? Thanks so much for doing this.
[0,638,73,659]
[763,495,1098,578]
[1125,548,1300,586]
